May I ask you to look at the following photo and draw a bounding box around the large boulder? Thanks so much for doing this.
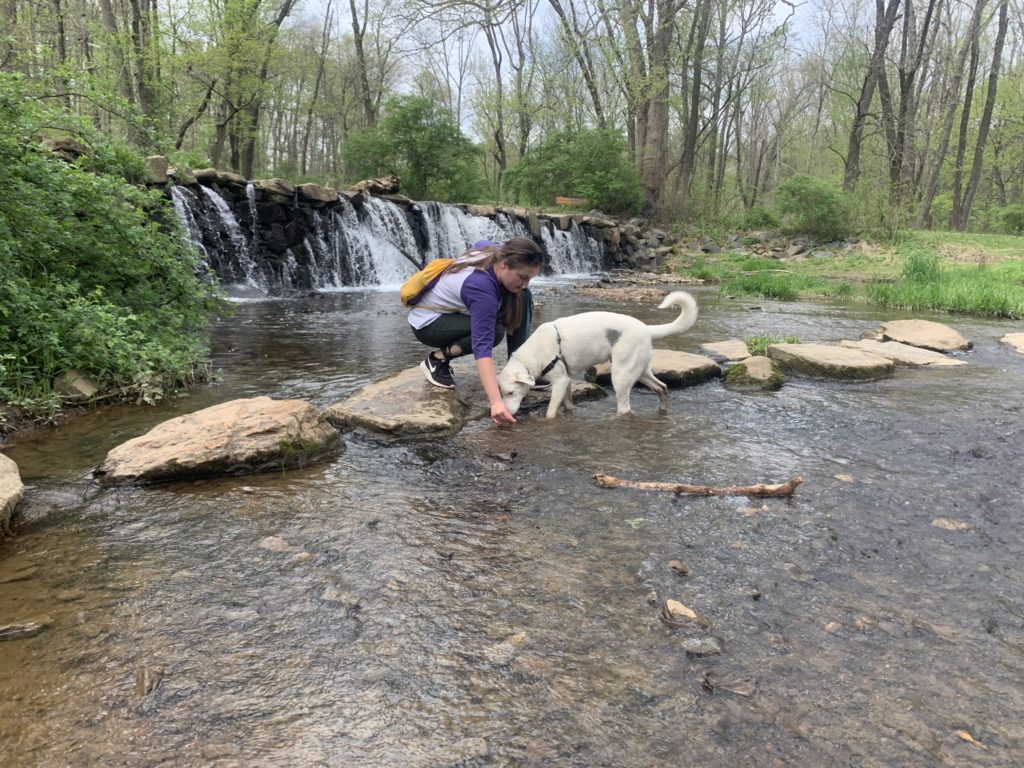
[95,397,342,485]
[0,454,24,533]
[768,343,894,382]
[875,319,972,352]
[324,367,469,439]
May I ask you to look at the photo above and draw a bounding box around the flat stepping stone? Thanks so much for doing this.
[877,319,971,352]
[701,339,750,362]
[840,339,967,367]
[1000,333,1024,354]
[767,343,894,382]
[324,367,468,438]
[594,349,720,386]
[96,397,342,484]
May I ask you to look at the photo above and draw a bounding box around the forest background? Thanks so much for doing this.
[3,0,1022,231]
[2,0,1023,425]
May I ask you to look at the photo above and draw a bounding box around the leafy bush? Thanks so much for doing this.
[344,95,485,202]
[0,73,226,416]
[775,175,853,241]
[741,206,779,229]
[999,204,1024,235]
[505,129,643,215]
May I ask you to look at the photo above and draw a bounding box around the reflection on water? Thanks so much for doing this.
[2,285,1023,766]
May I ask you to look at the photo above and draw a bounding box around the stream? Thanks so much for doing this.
[2,282,1022,767]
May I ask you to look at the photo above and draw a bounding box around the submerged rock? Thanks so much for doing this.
[95,396,342,485]
[0,621,49,641]
[0,453,24,533]
[594,349,720,387]
[767,343,894,382]
[681,636,724,658]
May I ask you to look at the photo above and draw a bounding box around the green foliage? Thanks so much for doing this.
[0,74,226,416]
[775,175,854,241]
[721,271,836,300]
[505,129,644,215]
[867,245,1024,318]
[899,246,943,283]
[745,335,801,356]
[998,204,1024,235]
[741,206,780,229]
[344,95,485,202]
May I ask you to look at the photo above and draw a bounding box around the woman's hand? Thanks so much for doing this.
[490,400,517,426]
[477,356,516,426]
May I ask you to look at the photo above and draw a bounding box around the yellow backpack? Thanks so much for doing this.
[400,249,494,309]
[399,258,454,307]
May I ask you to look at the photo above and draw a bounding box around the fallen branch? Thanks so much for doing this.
[594,473,803,498]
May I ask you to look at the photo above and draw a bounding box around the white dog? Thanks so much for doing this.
[498,291,698,418]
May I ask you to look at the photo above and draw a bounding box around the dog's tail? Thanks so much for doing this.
[647,291,699,339]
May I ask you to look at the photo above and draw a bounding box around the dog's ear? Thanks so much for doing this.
[513,370,535,386]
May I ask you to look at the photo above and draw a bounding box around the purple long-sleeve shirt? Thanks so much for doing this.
[407,267,503,360]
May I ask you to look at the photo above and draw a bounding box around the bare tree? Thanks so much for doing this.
[842,0,902,193]
[955,0,1009,228]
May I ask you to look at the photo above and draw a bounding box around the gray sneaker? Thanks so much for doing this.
[421,354,456,389]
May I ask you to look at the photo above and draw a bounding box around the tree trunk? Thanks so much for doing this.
[960,0,1008,228]
[918,0,990,227]
[97,0,138,121]
[842,0,902,193]
[350,0,377,126]
[241,0,299,178]
[548,0,607,128]
[949,37,980,230]
[301,2,333,177]
[675,0,709,213]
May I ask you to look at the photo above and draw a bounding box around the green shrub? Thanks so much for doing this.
[741,206,779,229]
[505,128,644,215]
[343,95,485,202]
[775,175,853,241]
[0,73,226,416]
[999,204,1024,235]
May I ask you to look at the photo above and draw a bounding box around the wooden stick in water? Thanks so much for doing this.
[593,473,803,498]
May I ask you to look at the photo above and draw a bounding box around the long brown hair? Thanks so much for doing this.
[448,237,544,332]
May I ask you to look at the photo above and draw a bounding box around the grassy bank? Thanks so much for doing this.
[666,230,1024,319]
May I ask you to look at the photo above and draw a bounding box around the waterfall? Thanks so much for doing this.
[169,184,607,294]
[541,222,606,276]
[194,185,263,289]
[169,186,208,262]
[416,201,530,261]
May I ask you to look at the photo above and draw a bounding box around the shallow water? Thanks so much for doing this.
[2,282,1023,767]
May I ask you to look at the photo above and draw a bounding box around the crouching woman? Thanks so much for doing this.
[408,236,544,426]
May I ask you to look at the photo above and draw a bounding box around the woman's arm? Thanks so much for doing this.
[476,357,516,425]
